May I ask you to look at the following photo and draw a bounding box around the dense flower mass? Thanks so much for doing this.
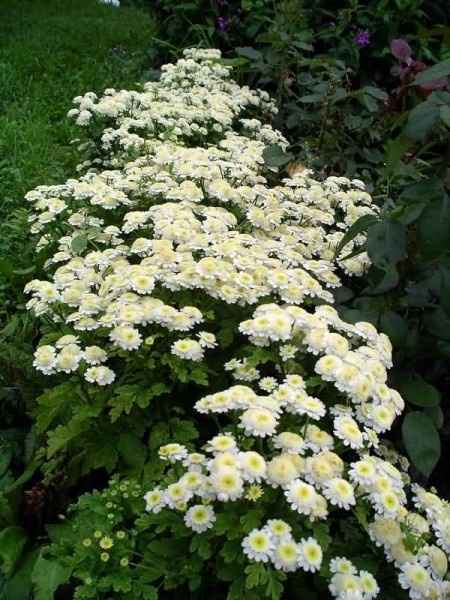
[26,49,449,598]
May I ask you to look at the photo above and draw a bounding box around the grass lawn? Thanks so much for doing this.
[0,0,157,416]
[0,0,156,216]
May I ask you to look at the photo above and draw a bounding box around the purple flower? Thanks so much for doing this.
[354,30,370,48]
[216,16,229,32]
[390,39,413,64]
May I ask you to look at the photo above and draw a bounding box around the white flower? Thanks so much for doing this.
[323,478,355,510]
[144,489,165,513]
[271,538,300,572]
[171,339,204,361]
[284,479,317,515]
[84,345,108,365]
[298,537,323,572]
[239,408,278,437]
[206,434,237,454]
[210,467,243,501]
[109,326,142,351]
[165,482,193,508]
[159,443,188,463]
[330,557,358,575]
[273,432,305,455]
[242,529,274,562]
[33,345,57,374]
[265,519,292,540]
[239,451,267,483]
[259,377,278,392]
[399,562,433,599]
[279,344,297,361]
[334,416,365,449]
[184,505,216,533]
[197,331,217,348]
[329,573,364,599]
[359,570,379,599]
[267,455,300,487]
[85,366,115,385]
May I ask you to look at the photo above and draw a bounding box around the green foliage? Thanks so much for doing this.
[146,2,450,482]
[402,412,441,476]
[32,553,72,600]
[1,0,450,597]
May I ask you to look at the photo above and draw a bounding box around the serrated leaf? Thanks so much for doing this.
[402,412,441,476]
[35,383,73,434]
[240,509,263,533]
[32,554,72,600]
[46,402,102,458]
[170,418,199,443]
[245,563,267,589]
[265,569,285,600]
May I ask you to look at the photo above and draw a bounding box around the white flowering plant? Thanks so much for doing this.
[24,49,450,599]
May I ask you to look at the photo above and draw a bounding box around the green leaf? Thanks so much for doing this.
[46,402,102,458]
[240,509,263,533]
[424,307,450,340]
[440,105,450,127]
[0,527,27,576]
[262,144,294,168]
[413,59,450,85]
[1,550,38,600]
[221,539,242,563]
[399,377,441,407]
[109,383,170,421]
[71,235,88,254]
[0,447,12,477]
[399,177,444,204]
[170,418,199,443]
[417,195,450,259]
[265,569,285,600]
[363,86,388,101]
[424,405,444,430]
[334,214,378,258]
[384,136,412,174]
[439,266,450,316]
[118,433,147,470]
[299,93,325,103]
[35,383,73,434]
[367,220,406,269]
[190,535,212,560]
[368,265,400,294]
[404,101,440,141]
[235,47,263,61]
[245,563,267,589]
[32,553,72,600]
[311,522,331,549]
[379,311,408,346]
[402,412,441,477]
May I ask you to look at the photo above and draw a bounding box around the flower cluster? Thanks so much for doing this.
[26,49,375,387]
[25,49,450,598]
